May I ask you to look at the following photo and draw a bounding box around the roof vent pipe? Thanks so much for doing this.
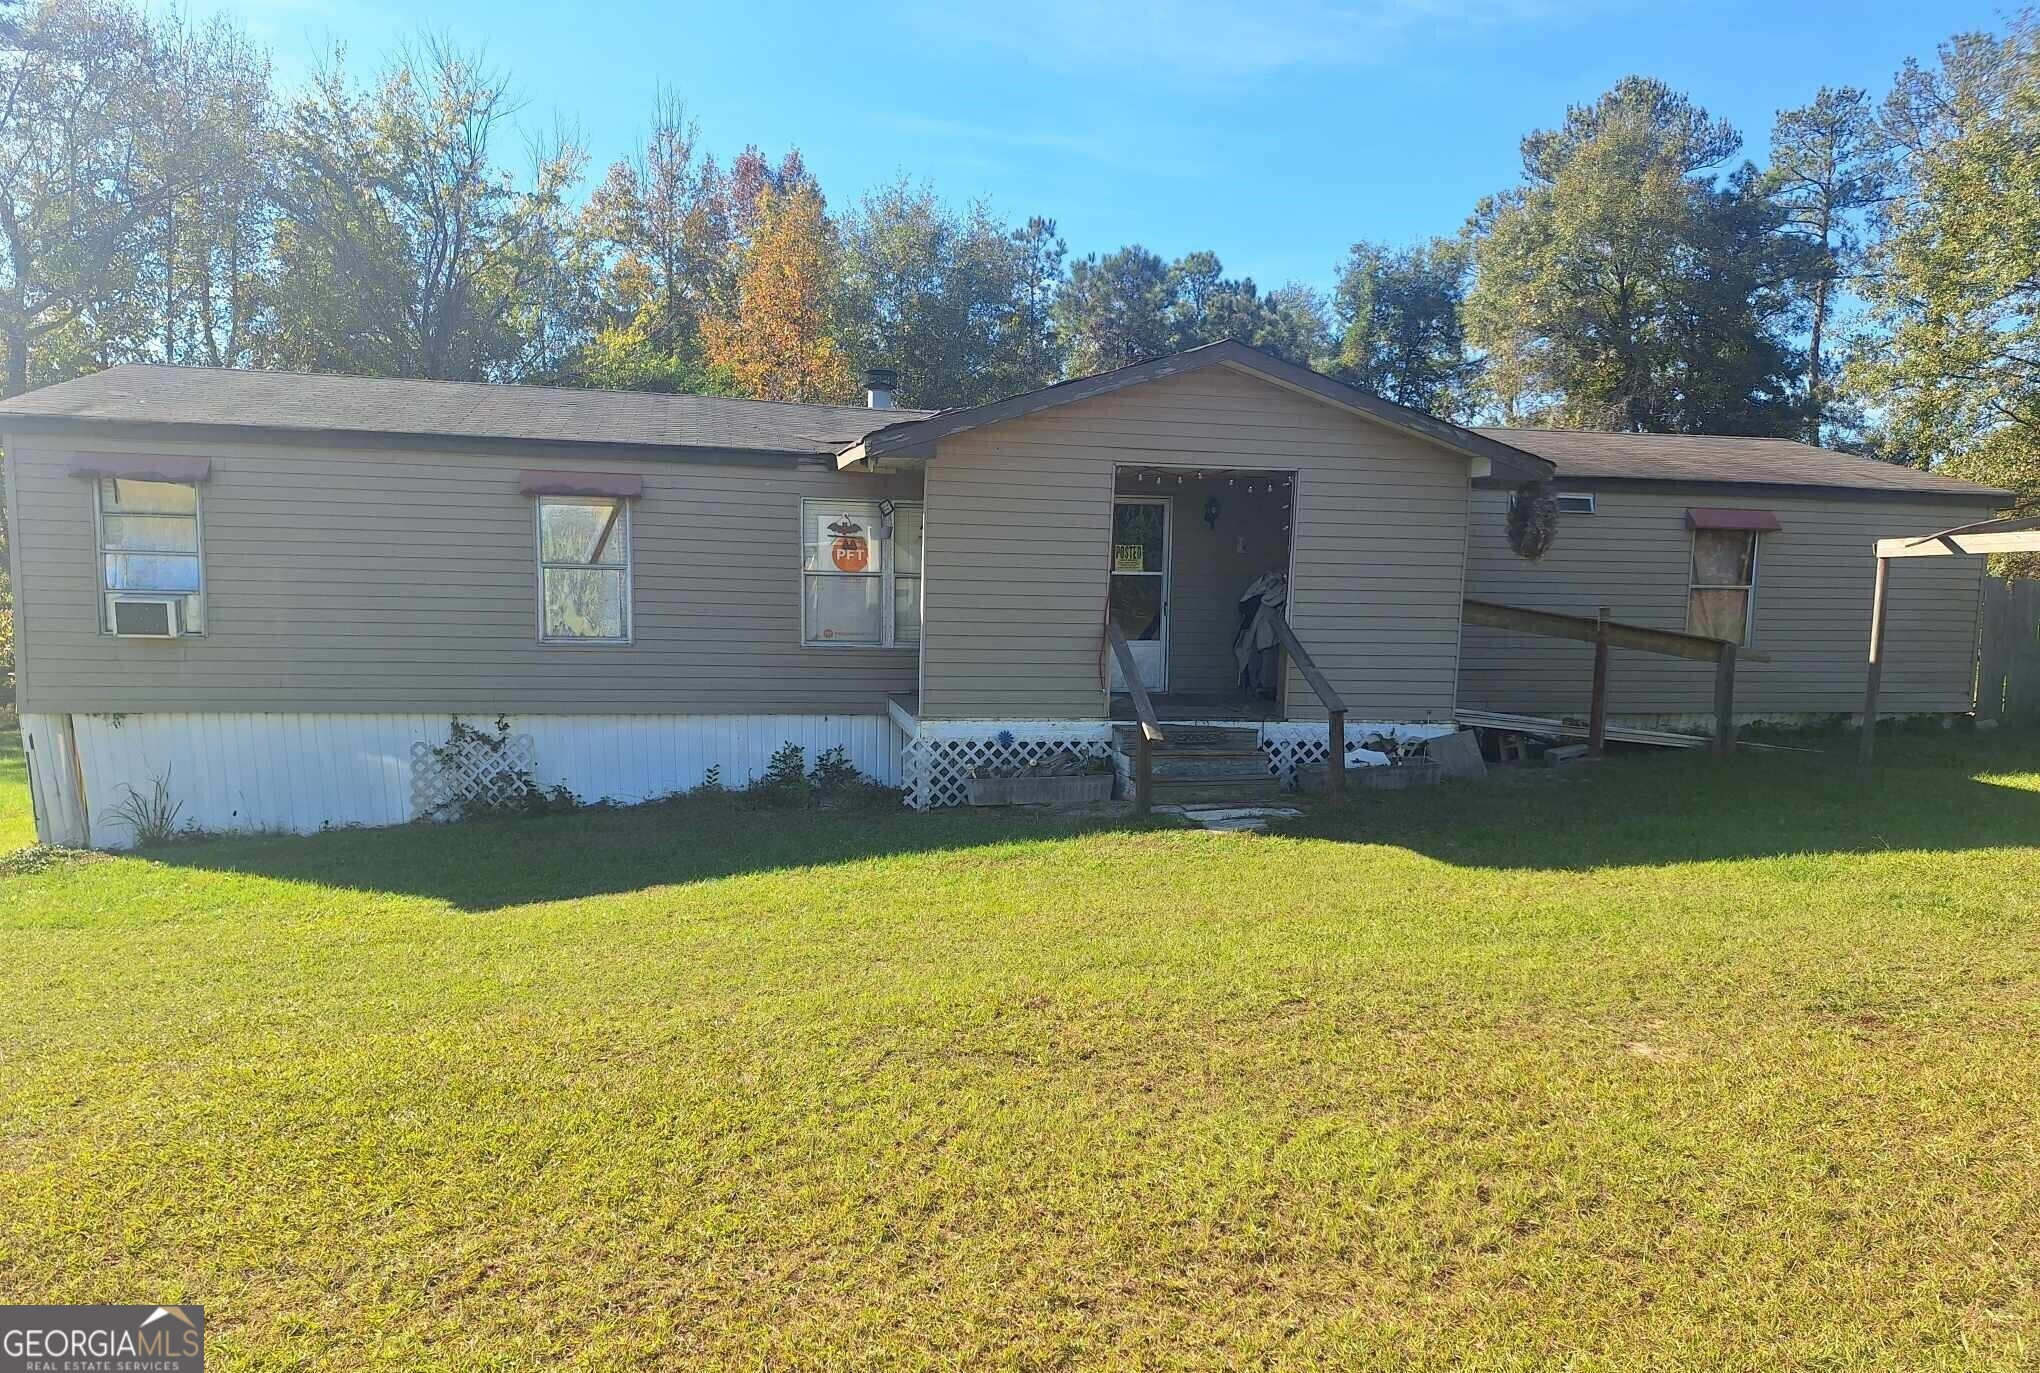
[865,367,898,410]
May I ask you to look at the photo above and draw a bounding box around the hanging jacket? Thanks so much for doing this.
[1233,572,1289,694]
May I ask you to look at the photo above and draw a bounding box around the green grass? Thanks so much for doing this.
[1,733,2036,1370]
[0,722,37,852]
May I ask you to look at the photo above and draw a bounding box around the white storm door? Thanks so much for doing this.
[1108,496,1170,693]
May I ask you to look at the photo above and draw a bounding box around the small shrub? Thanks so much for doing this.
[747,741,812,808]
[810,745,863,793]
[695,764,725,795]
[110,771,183,846]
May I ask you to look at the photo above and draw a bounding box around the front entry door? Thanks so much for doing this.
[1108,496,1170,693]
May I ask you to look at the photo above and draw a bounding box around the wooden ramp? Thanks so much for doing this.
[1454,708,1712,750]
[1455,709,1808,754]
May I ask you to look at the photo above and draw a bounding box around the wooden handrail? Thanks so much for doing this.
[1465,597,1753,757]
[1267,615,1346,714]
[1106,622,1164,814]
[1267,614,1347,800]
[1463,598,1771,665]
[1105,623,1165,743]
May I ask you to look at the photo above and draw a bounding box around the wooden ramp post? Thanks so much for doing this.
[1713,641,1738,757]
[1858,555,1891,774]
[1588,606,1610,758]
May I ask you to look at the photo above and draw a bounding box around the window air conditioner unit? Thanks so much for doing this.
[110,596,181,638]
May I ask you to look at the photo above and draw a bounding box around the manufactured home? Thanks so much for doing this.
[0,341,2010,847]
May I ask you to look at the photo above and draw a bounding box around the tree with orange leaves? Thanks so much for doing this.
[701,183,856,404]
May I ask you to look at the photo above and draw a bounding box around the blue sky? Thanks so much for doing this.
[203,0,2002,293]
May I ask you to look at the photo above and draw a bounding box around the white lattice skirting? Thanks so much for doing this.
[410,729,539,817]
[1256,721,1458,785]
[901,721,1117,810]
[899,719,1457,808]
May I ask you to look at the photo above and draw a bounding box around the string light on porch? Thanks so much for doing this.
[1121,467,1297,491]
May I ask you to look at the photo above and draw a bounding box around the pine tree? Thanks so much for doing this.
[1767,87,1890,444]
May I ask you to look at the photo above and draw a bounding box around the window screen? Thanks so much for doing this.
[538,496,631,642]
[802,499,922,647]
[1688,528,1759,644]
[97,477,204,633]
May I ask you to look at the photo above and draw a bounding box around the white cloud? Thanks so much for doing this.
[898,0,1599,82]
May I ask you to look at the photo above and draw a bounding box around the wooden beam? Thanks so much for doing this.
[1859,554,1891,774]
[1327,710,1346,800]
[1105,623,1165,745]
[1135,731,1153,814]
[1588,606,1610,758]
[1463,599,1767,664]
[586,501,624,565]
[1874,530,2040,559]
[1106,622,1164,815]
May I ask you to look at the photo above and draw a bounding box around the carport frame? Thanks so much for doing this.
[1859,513,2040,773]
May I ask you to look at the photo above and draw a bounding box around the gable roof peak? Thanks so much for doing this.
[839,340,1556,483]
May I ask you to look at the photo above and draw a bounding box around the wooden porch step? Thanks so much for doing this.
[1150,774,1286,805]
[1112,723,1262,751]
[1149,751,1275,780]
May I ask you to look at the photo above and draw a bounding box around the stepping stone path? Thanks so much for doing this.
[1157,804,1306,833]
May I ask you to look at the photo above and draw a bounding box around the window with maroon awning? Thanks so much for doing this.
[1685,510,1774,645]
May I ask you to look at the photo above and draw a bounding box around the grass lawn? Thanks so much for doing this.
[0,721,38,852]
[1,731,2036,1369]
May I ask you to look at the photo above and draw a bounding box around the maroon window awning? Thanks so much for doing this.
[67,454,211,483]
[1687,507,1781,532]
[518,469,644,499]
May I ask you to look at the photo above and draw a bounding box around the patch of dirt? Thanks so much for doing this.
[0,845,105,877]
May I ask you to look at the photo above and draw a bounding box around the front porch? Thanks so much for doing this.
[887,457,1454,809]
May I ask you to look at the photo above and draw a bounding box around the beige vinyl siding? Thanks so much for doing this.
[7,431,921,715]
[919,364,1473,720]
[1460,487,1992,719]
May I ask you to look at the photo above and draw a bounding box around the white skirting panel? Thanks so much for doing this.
[24,711,904,849]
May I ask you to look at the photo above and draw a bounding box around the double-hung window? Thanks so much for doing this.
[1687,528,1760,645]
[97,477,204,634]
[537,496,632,642]
[801,498,922,647]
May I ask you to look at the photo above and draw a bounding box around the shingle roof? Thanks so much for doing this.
[1474,427,2013,503]
[0,361,2014,506]
[0,363,934,454]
